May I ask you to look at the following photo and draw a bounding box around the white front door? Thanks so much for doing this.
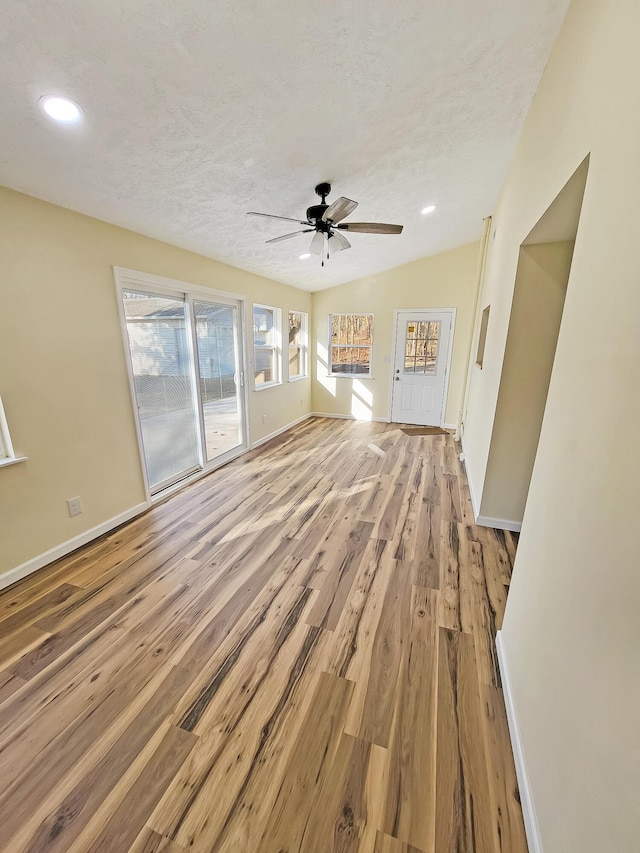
[391,310,454,426]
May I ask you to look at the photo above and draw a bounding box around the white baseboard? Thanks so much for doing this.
[476,514,522,533]
[460,435,481,519]
[460,438,522,532]
[250,414,313,449]
[496,631,543,853]
[442,422,459,430]
[310,412,390,423]
[0,501,149,593]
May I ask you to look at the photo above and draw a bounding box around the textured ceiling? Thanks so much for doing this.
[0,0,570,291]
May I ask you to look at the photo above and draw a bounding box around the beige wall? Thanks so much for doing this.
[0,187,311,576]
[463,1,640,850]
[311,242,479,425]
[481,241,574,523]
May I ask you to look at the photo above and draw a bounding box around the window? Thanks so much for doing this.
[404,320,440,374]
[329,314,374,376]
[476,305,490,368]
[253,304,281,388]
[288,310,308,380]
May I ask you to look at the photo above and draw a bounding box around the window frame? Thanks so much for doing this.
[0,396,27,468]
[253,303,282,390]
[287,310,309,381]
[328,313,374,378]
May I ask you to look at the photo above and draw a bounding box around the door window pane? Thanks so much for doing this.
[122,291,200,492]
[193,301,242,462]
[404,320,441,374]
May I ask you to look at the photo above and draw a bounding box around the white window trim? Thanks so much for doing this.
[253,303,282,390]
[0,396,27,468]
[288,310,309,382]
[328,313,374,378]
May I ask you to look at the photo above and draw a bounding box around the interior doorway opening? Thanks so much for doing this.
[480,156,590,527]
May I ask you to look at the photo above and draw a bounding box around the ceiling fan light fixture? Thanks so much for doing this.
[299,252,311,260]
[421,204,437,216]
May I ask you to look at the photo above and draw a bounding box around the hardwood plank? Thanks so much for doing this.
[345,555,411,748]
[129,828,185,852]
[382,587,439,852]
[439,521,464,631]
[0,623,50,669]
[306,518,374,631]
[392,456,426,562]
[0,582,79,634]
[0,577,217,793]
[374,830,426,853]
[256,671,355,852]
[373,464,410,541]
[147,599,330,848]
[298,733,373,852]
[0,669,26,705]
[461,538,501,687]
[411,501,441,590]
[434,628,495,853]
[18,664,195,852]
[479,684,529,853]
[441,472,463,524]
[323,538,394,680]
[88,726,197,852]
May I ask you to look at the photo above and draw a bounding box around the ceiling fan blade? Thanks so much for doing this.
[337,222,403,234]
[247,211,308,225]
[309,231,325,255]
[322,196,358,224]
[328,231,351,251]
[265,229,313,244]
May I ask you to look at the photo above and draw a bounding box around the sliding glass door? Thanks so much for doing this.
[120,282,246,496]
[193,301,243,462]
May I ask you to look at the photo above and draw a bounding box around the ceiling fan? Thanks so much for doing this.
[247,182,403,266]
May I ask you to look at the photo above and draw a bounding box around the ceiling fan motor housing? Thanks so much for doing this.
[306,182,332,226]
[306,204,329,227]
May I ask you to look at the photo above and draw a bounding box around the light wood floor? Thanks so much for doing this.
[0,417,527,853]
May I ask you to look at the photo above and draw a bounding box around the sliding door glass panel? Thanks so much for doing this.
[122,291,201,492]
[193,300,243,461]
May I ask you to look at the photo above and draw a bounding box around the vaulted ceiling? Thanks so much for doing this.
[0,1,570,290]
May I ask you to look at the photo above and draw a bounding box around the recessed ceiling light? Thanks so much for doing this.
[39,96,82,123]
[299,252,311,260]
[421,204,436,215]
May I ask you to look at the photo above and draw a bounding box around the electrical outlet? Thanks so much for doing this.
[261,414,267,424]
[67,496,83,517]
